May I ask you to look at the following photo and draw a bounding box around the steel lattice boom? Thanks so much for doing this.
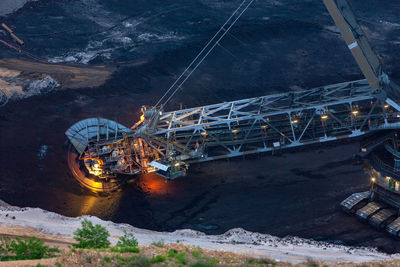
[65,0,400,185]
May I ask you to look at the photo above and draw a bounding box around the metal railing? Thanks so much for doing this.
[370,153,400,181]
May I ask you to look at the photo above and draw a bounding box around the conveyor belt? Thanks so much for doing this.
[369,208,396,228]
[387,217,400,236]
[341,191,370,212]
[356,202,383,220]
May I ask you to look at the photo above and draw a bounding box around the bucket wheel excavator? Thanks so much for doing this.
[66,0,400,193]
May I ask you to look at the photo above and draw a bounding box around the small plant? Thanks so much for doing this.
[103,255,111,262]
[151,240,165,247]
[167,249,178,259]
[110,246,139,253]
[176,252,188,265]
[152,254,166,263]
[116,231,138,248]
[191,249,202,259]
[305,257,318,267]
[73,219,110,249]
[115,254,128,265]
[55,261,62,267]
[246,258,276,266]
[190,262,215,267]
[0,236,12,255]
[35,264,44,267]
[128,255,151,267]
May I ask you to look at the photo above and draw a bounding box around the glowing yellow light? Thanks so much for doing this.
[231,129,239,133]
[321,114,328,120]
[292,119,298,124]
[384,104,389,109]
[371,177,376,182]
[261,125,268,129]
[174,162,180,167]
[352,110,359,115]
[386,176,391,180]
[201,132,207,136]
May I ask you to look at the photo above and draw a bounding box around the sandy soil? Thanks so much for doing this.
[0,58,115,99]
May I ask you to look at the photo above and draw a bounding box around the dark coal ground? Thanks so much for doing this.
[1,0,400,253]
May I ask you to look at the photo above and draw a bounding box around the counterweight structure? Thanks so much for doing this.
[66,0,400,186]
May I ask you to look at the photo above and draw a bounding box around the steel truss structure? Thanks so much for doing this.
[66,78,400,178]
[66,0,400,181]
[145,79,400,163]
[142,79,400,164]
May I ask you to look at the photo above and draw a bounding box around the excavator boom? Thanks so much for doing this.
[323,0,384,90]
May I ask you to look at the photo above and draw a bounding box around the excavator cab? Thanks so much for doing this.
[150,160,187,179]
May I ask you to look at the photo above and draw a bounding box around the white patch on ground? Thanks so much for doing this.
[379,20,400,28]
[0,68,60,99]
[25,76,60,97]
[137,32,185,42]
[0,204,399,264]
[48,0,186,64]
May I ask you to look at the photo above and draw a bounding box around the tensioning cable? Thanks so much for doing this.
[154,0,255,109]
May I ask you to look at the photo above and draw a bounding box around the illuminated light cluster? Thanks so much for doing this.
[371,177,376,182]
[291,119,298,124]
[321,114,328,120]
[231,129,239,133]
[352,110,359,116]
[384,104,390,109]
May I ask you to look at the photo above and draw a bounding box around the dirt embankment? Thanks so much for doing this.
[0,58,115,99]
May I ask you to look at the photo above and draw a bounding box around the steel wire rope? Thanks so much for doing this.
[154,0,254,108]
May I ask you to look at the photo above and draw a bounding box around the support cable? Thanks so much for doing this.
[155,0,255,109]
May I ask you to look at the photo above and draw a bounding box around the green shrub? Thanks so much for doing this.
[0,236,12,255]
[191,249,202,259]
[104,255,111,262]
[73,219,110,249]
[151,240,165,247]
[9,236,59,260]
[246,258,276,265]
[152,254,166,263]
[116,231,138,248]
[128,255,151,267]
[115,254,128,265]
[167,249,178,259]
[190,262,215,267]
[175,252,188,265]
[55,261,62,267]
[110,246,139,253]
